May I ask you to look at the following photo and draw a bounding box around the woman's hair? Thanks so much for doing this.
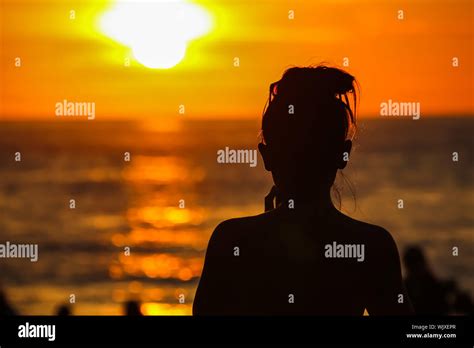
[261,65,358,149]
[260,65,359,207]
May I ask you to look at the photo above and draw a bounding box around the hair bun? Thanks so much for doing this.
[311,66,355,96]
[273,65,355,101]
[263,65,358,143]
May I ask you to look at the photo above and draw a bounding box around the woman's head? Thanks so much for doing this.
[259,65,358,200]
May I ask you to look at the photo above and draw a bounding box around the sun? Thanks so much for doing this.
[99,0,212,69]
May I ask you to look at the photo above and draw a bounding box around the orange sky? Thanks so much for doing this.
[1,0,473,120]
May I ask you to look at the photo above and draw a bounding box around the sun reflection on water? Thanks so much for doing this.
[141,302,190,316]
[110,154,209,315]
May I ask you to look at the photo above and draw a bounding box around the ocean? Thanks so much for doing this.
[0,117,472,315]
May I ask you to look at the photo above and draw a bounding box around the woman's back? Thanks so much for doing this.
[193,205,412,315]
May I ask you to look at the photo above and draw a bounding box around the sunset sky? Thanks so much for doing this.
[1,0,473,120]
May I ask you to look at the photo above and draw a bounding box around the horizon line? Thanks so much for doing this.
[1,113,473,122]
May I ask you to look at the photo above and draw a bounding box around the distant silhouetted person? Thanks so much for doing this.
[403,246,471,315]
[452,290,473,315]
[56,304,72,316]
[0,288,18,316]
[124,300,143,316]
[193,65,413,315]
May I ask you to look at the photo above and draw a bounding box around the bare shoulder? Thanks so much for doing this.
[336,212,399,251]
[207,210,277,248]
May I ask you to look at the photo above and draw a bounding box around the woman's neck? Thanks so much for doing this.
[277,189,338,217]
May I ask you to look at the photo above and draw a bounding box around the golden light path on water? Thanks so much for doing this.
[110,155,209,315]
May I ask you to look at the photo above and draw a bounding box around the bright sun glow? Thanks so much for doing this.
[100,0,212,69]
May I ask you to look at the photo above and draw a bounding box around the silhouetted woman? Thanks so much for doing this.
[193,65,413,315]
